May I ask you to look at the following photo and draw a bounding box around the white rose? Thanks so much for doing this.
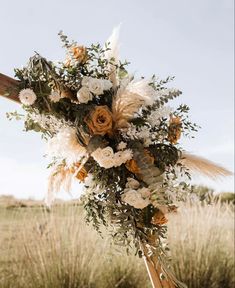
[91,148,102,160]
[121,189,150,209]
[98,159,115,169]
[100,146,114,159]
[102,79,112,90]
[126,177,140,189]
[88,78,104,95]
[49,91,61,103]
[91,146,115,168]
[77,87,93,103]
[19,88,37,105]
[81,76,90,87]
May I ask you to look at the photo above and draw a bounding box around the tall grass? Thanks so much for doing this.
[0,206,150,288]
[0,202,234,288]
[168,202,235,288]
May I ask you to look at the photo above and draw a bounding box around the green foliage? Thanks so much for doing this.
[6,110,24,121]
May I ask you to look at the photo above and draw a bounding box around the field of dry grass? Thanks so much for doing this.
[0,196,234,288]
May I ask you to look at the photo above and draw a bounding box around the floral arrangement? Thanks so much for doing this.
[7,28,231,287]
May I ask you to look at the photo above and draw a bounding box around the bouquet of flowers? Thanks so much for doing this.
[5,28,231,288]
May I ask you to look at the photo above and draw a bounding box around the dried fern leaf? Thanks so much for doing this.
[112,79,156,129]
[46,165,73,206]
[104,25,121,87]
[180,153,233,179]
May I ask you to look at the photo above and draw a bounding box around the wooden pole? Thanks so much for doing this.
[143,251,165,288]
[144,253,176,288]
[140,238,176,288]
[0,73,20,103]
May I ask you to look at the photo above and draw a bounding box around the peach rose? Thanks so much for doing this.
[144,149,155,165]
[168,116,182,144]
[84,105,113,136]
[125,159,140,175]
[125,149,154,176]
[70,163,88,182]
[71,46,88,63]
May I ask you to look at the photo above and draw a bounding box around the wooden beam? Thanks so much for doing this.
[0,73,20,103]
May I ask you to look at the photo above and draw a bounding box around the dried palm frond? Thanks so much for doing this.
[180,152,233,179]
[112,78,156,129]
[104,25,121,87]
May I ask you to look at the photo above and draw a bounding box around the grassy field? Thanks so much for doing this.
[0,197,234,288]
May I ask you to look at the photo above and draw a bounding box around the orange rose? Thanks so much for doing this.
[85,105,113,136]
[151,210,168,226]
[71,46,88,63]
[144,149,155,165]
[168,116,182,144]
[125,159,140,175]
[125,149,154,176]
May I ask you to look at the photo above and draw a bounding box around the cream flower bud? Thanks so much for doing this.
[138,187,151,199]
[126,177,140,189]
[49,91,61,103]
[117,141,127,150]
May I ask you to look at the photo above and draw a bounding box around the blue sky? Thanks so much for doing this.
[0,0,234,199]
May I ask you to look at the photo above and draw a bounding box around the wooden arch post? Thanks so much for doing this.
[0,73,20,103]
[0,72,177,288]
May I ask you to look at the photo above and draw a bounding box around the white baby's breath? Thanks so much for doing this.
[19,88,37,105]
[122,122,167,147]
[30,111,73,134]
[147,106,172,126]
